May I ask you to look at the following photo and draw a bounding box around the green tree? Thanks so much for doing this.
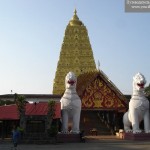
[47,100,58,136]
[0,100,6,106]
[0,100,15,106]
[14,93,26,129]
[145,84,150,97]
[47,100,56,129]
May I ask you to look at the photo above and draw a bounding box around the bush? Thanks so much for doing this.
[47,125,58,137]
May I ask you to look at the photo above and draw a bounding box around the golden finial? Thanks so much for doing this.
[69,9,83,26]
[72,8,79,21]
[74,8,77,15]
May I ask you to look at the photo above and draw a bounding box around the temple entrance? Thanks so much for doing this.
[76,71,128,136]
[80,110,124,135]
[26,120,45,133]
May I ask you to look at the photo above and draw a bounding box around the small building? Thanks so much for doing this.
[0,94,61,139]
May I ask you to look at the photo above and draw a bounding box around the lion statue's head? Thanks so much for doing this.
[65,72,77,89]
[133,72,146,91]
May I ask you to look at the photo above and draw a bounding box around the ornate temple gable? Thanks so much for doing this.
[77,71,128,112]
[53,9,96,94]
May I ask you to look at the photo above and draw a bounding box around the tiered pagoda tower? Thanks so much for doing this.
[53,9,96,95]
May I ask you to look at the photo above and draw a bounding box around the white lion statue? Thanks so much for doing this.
[123,73,150,134]
[60,72,81,133]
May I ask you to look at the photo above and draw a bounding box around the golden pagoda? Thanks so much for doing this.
[53,9,96,94]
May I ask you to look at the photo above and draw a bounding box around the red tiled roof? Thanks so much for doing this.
[0,104,19,120]
[25,102,61,118]
[0,102,61,120]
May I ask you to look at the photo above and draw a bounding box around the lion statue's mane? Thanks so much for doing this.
[123,73,150,134]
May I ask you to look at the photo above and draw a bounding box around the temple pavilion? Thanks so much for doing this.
[53,9,128,135]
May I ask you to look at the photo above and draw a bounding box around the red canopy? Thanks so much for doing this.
[0,102,61,120]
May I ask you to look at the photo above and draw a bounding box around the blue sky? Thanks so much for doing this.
[0,0,150,95]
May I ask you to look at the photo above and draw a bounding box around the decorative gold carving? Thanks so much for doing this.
[82,78,125,109]
[76,71,127,111]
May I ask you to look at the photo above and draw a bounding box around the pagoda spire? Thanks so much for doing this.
[74,8,77,14]
[72,8,78,20]
[53,10,96,95]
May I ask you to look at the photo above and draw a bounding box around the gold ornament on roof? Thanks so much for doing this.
[69,9,83,26]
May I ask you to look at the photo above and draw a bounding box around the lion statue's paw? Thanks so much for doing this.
[61,131,69,134]
[125,129,132,133]
[70,130,80,134]
[145,130,150,133]
[133,130,142,134]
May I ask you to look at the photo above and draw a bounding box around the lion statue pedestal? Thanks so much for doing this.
[60,72,81,134]
[123,73,150,135]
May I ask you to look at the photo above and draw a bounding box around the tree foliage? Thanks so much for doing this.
[48,100,56,118]
[46,100,56,132]
[14,93,26,129]
[145,84,150,97]
[0,100,15,106]
[14,93,26,112]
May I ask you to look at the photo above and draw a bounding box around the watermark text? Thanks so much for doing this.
[125,0,150,12]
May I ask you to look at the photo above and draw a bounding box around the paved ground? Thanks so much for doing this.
[1,136,150,150]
